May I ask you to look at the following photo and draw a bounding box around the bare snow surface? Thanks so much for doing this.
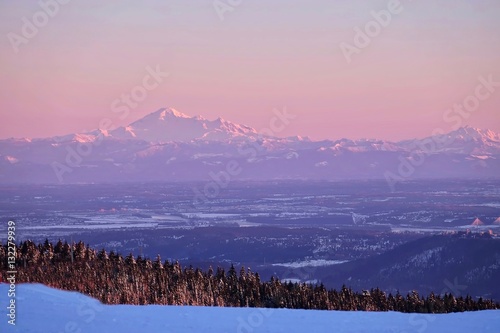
[1,284,499,333]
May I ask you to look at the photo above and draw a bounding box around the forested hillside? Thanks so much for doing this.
[1,240,497,313]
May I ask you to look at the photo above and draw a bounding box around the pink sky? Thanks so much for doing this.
[0,0,499,141]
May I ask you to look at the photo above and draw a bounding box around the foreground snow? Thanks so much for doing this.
[1,284,499,333]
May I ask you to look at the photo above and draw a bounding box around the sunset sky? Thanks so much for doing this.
[1,0,499,141]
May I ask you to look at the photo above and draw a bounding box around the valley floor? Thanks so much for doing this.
[1,284,499,333]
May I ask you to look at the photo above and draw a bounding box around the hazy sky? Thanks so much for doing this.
[1,0,499,141]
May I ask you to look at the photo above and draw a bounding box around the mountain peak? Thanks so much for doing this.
[151,107,191,120]
[452,126,500,142]
[109,107,259,142]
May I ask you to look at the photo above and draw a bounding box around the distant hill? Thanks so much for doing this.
[319,234,500,300]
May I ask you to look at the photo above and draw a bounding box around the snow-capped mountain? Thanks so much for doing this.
[110,108,258,142]
[399,126,500,156]
[0,108,499,184]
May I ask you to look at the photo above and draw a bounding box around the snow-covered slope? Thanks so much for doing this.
[110,108,258,142]
[1,284,499,333]
[399,126,500,155]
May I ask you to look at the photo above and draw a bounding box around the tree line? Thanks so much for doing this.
[0,240,498,313]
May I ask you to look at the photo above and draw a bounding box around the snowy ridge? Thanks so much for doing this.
[1,284,499,333]
[110,107,258,143]
[400,126,500,155]
[1,107,500,183]
[451,126,500,142]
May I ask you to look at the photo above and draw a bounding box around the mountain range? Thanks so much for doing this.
[1,107,499,184]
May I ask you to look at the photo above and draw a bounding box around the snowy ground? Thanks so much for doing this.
[1,284,499,333]
[271,259,349,268]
